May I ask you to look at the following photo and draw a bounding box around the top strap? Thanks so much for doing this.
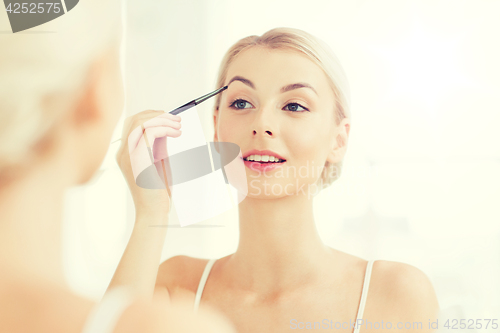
[193,258,217,313]
[353,260,376,333]
[81,286,134,333]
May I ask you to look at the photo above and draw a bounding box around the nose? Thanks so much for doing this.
[253,129,273,136]
[252,105,276,137]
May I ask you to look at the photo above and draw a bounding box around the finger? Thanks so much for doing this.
[124,112,181,138]
[152,136,168,163]
[123,110,169,134]
[127,119,181,152]
[144,127,182,163]
[128,126,182,155]
[158,112,182,121]
[144,126,182,145]
[143,117,181,129]
[128,126,182,180]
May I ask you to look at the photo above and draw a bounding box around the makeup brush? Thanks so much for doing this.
[111,85,228,144]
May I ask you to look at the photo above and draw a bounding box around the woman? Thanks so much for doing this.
[0,1,235,332]
[110,27,440,332]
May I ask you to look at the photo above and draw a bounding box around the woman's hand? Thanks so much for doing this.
[116,110,182,220]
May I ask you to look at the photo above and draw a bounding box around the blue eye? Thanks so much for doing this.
[229,99,253,109]
[283,103,308,112]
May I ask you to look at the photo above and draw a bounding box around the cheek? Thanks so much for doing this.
[216,113,242,142]
[285,120,333,184]
[287,127,323,162]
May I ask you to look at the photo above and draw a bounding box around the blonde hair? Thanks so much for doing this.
[213,27,351,189]
[0,0,121,184]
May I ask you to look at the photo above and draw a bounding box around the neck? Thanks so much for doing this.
[228,192,332,294]
[0,164,68,286]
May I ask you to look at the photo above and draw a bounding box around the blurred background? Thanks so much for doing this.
[61,0,500,327]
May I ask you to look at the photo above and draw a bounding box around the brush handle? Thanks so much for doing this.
[111,86,227,143]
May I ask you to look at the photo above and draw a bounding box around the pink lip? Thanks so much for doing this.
[240,158,286,172]
[242,149,286,161]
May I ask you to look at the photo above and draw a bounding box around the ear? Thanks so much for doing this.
[70,55,105,128]
[65,48,121,185]
[213,107,219,142]
[326,117,350,165]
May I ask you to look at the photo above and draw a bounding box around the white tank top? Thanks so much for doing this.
[80,286,134,333]
[193,259,376,333]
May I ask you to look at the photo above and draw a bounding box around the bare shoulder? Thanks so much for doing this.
[157,255,211,292]
[0,274,95,333]
[0,273,236,333]
[369,260,440,324]
[113,295,236,333]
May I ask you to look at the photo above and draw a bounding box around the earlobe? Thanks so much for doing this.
[344,121,351,141]
[338,117,350,140]
[326,120,350,164]
[326,144,340,165]
[335,119,350,150]
[213,108,219,142]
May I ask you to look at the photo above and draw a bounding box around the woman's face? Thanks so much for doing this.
[214,47,346,199]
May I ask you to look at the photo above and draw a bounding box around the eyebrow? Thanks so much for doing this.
[281,83,318,96]
[228,76,255,89]
[227,76,318,96]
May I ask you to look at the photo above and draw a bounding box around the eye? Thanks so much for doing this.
[229,99,253,109]
[283,102,309,112]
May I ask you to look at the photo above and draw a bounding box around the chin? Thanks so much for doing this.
[77,156,105,186]
[83,168,105,186]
